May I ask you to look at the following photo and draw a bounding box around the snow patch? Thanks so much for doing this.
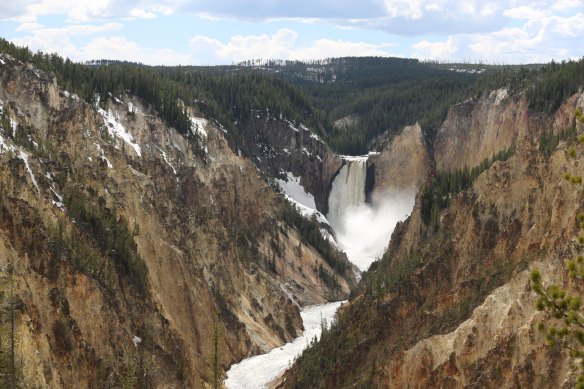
[50,187,64,209]
[19,151,40,194]
[287,121,300,132]
[153,144,178,179]
[276,172,328,224]
[276,172,316,211]
[62,91,79,101]
[132,335,142,347]
[95,143,113,169]
[98,107,142,157]
[127,101,141,113]
[224,301,343,389]
[0,133,16,154]
[491,88,508,106]
[190,117,208,139]
[10,118,18,138]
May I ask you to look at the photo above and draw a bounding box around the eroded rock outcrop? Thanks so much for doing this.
[368,122,430,203]
[434,89,525,172]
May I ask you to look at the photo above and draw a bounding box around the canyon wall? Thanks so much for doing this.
[0,54,355,388]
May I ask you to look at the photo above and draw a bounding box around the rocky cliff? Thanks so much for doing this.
[0,54,355,388]
[237,116,342,214]
[367,122,430,203]
[281,90,584,388]
[433,88,583,173]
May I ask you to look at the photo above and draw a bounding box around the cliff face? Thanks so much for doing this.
[237,117,342,214]
[434,89,525,172]
[282,92,584,388]
[368,123,430,203]
[434,88,584,172]
[0,54,355,387]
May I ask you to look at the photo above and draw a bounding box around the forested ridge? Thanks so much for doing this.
[1,38,582,155]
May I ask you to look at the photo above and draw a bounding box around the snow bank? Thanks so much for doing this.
[10,118,18,137]
[98,107,142,157]
[224,301,343,389]
[190,117,208,139]
[19,151,40,194]
[0,134,15,155]
[277,172,316,210]
[276,172,328,224]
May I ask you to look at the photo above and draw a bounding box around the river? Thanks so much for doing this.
[224,301,343,389]
[224,155,413,388]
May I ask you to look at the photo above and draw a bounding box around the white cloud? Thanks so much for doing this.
[190,29,297,63]
[459,0,476,14]
[80,36,190,65]
[503,6,547,20]
[189,29,395,64]
[2,0,583,65]
[480,3,498,17]
[425,3,444,12]
[552,0,583,12]
[5,0,180,22]
[290,39,394,60]
[0,0,37,20]
[552,13,584,37]
[384,0,423,19]
[412,36,458,60]
[468,21,550,62]
[10,22,123,58]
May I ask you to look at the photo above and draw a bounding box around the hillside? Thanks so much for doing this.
[0,51,356,387]
[281,62,584,388]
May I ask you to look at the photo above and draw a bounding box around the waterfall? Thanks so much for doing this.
[327,156,368,232]
[225,154,416,387]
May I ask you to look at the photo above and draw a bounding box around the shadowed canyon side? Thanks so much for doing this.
[236,116,343,215]
[0,54,356,387]
[280,88,584,388]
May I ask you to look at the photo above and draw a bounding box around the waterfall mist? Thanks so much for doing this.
[327,158,414,271]
[332,195,414,271]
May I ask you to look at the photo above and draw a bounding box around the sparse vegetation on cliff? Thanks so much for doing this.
[531,109,584,387]
[279,201,348,274]
[420,146,515,228]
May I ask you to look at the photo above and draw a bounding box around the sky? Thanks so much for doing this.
[0,0,583,66]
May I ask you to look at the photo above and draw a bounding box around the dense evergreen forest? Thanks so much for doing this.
[1,38,582,154]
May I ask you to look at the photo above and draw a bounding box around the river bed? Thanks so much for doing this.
[224,301,343,389]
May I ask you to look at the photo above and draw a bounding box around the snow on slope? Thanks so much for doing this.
[0,133,16,155]
[224,301,343,389]
[276,172,328,224]
[190,117,208,139]
[98,107,142,157]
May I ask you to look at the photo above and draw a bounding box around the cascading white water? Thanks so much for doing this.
[327,155,414,271]
[327,157,368,232]
[225,154,415,389]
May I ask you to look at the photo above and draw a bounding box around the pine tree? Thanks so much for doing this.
[531,109,584,388]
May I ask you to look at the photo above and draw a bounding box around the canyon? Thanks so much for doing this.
[1,47,583,389]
